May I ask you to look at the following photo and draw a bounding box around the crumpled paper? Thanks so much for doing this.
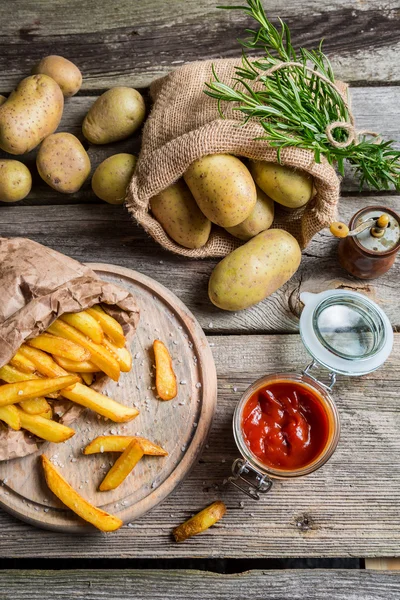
[0,237,140,461]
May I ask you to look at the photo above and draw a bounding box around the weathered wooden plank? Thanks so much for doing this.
[1,569,400,600]
[366,559,400,570]
[0,333,399,558]
[1,195,399,334]
[0,0,399,91]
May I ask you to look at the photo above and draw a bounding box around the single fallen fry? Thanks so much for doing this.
[60,311,104,344]
[19,345,69,378]
[102,337,132,372]
[87,305,125,348]
[48,320,120,381]
[19,396,50,415]
[41,455,123,532]
[27,333,90,362]
[62,382,139,422]
[0,405,21,430]
[17,409,75,443]
[173,501,227,543]
[0,364,40,384]
[54,356,99,373]
[81,372,94,386]
[0,375,79,408]
[153,340,177,401]
[99,439,144,491]
[83,435,168,456]
[9,351,36,374]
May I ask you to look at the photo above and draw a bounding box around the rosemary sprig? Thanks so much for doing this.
[204,0,400,190]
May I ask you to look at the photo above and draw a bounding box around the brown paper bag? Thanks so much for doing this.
[0,237,140,460]
[126,58,342,257]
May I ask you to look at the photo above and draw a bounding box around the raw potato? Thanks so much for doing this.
[92,153,137,204]
[173,501,227,542]
[0,95,6,106]
[209,229,302,311]
[249,161,313,209]
[37,133,91,194]
[32,55,82,97]
[82,87,146,144]
[225,185,274,240]
[184,154,257,227]
[0,74,64,154]
[150,179,211,249]
[0,160,32,202]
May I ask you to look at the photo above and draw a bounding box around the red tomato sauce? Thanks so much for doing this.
[241,380,330,471]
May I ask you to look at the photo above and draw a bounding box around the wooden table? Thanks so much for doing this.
[1,1,400,598]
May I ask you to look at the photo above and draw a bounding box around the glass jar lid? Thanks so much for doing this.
[299,290,393,376]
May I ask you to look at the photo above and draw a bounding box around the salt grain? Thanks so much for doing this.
[195,382,202,389]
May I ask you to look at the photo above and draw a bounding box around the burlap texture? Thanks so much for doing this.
[0,237,140,460]
[126,58,343,257]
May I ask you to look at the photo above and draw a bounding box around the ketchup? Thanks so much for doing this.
[241,380,329,471]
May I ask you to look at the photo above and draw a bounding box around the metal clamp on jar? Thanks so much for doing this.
[229,290,393,500]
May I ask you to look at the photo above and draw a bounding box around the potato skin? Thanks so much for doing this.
[37,132,91,194]
[249,161,313,209]
[225,185,274,241]
[151,179,211,249]
[82,87,146,144]
[92,153,137,204]
[209,229,301,311]
[0,159,32,202]
[0,95,6,106]
[0,75,64,155]
[183,154,257,227]
[32,55,82,97]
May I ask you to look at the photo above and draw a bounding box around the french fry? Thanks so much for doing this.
[19,345,69,378]
[17,409,75,443]
[0,405,21,430]
[54,356,99,373]
[10,351,36,374]
[0,364,40,384]
[39,407,53,420]
[19,396,50,415]
[60,311,104,344]
[62,383,139,422]
[173,501,227,543]
[0,375,79,408]
[27,333,90,362]
[81,372,94,386]
[87,305,125,348]
[48,320,120,381]
[99,439,144,491]
[153,340,177,401]
[41,455,123,532]
[83,435,168,456]
[102,337,132,372]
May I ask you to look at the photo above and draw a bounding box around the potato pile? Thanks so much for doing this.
[151,154,310,310]
[0,55,144,204]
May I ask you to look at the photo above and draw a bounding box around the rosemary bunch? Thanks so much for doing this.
[204,0,400,190]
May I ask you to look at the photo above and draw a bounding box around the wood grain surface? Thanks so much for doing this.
[0,265,217,531]
[1,569,400,600]
[0,0,399,91]
[0,332,399,558]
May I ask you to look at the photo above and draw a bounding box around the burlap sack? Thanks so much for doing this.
[126,58,342,257]
[0,237,140,460]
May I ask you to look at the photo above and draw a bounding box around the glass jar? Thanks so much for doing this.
[229,289,393,499]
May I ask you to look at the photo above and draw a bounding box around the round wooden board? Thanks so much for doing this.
[0,264,217,532]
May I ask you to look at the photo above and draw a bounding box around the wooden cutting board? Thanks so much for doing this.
[0,264,217,532]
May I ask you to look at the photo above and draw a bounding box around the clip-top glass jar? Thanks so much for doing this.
[229,289,393,499]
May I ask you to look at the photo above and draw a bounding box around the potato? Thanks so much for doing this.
[37,132,91,193]
[225,185,274,240]
[82,87,146,144]
[32,55,82,97]
[0,160,32,202]
[0,75,64,154]
[150,179,211,248]
[249,161,313,209]
[184,154,257,227]
[208,229,301,311]
[92,153,137,204]
[0,95,6,106]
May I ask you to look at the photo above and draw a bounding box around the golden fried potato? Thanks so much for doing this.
[83,435,167,456]
[62,383,139,422]
[10,350,36,373]
[19,396,50,415]
[102,337,132,372]
[0,405,21,430]
[86,305,125,348]
[60,311,104,344]
[53,356,99,373]
[99,439,144,491]
[0,375,79,407]
[17,409,75,443]
[173,501,227,542]
[19,344,69,378]
[27,332,90,361]
[153,340,177,401]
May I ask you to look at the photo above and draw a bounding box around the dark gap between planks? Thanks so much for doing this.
[0,558,363,572]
